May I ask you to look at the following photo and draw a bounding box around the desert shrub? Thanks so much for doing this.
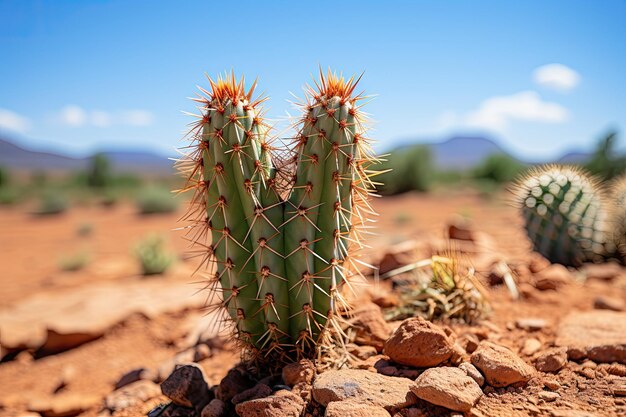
[135,234,174,275]
[378,145,434,195]
[58,251,90,272]
[584,130,626,181]
[0,165,9,187]
[87,153,112,188]
[136,187,178,214]
[472,153,525,184]
[33,192,68,215]
[0,187,19,205]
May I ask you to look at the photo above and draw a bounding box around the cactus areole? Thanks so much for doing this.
[177,71,379,368]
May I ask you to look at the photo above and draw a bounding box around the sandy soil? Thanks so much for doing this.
[0,190,625,416]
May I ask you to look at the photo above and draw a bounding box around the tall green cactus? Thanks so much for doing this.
[513,165,609,266]
[178,71,378,367]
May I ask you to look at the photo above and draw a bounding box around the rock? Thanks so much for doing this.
[161,364,212,413]
[582,262,623,281]
[282,359,315,387]
[471,342,534,387]
[194,343,212,361]
[534,348,568,373]
[555,311,626,363]
[350,303,393,352]
[515,318,547,331]
[411,367,482,412]
[528,254,550,273]
[348,344,379,360]
[160,404,195,417]
[370,291,400,309]
[105,380,161,411]
[235,389,304,417]
[534,264,571,290]
[0,279,207,358]
[114,367,156,390]
[312,369,417,411]
[28,393,100,417]
[521,338,542,356]
[613,386,626,397]
[459,362,485,387]
[231,384,272,405]
[550,411,598,417]
[538,391,560,402]
[216,366,257,402]
[201,399,226,417]
[458,334,480,354]
[593,296,625,312]
[383,317,454,367]
[325,400,391,417]
[543,379,561,391]
[447,215,475,241]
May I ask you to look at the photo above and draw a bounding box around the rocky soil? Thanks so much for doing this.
[1,190,625,417]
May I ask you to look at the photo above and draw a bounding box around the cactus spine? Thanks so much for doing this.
[513,165,609,266]
[178,71,378,367]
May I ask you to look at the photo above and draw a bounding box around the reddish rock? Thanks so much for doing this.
[348,344,379,360]
[555,311,626,363]
[216,366,256,402]
[161,364,212,412]
[201,399,226,417]
[383,317,454,367]
[533,264,571,290]
[114,367,156,390]
[231,384,272,405]
[447,215,475,241]
[528,254,550,273]
[515,318,547,331]
[282,359,315,387]
[312,369,417,410]
[534,348,568,373]
[350,303,392,352]
[593,296,625,312]
[521,338,542,356]
[411,367,483,412]
[235,390,304,417]
[471,342,534,387]
[325,400,391,417]
[459,362,485,387]
[105,380,161,411]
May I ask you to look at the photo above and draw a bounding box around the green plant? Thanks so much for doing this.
[87,153,112,188]
[135,234,174,275]
[472,153,525,184]
[0,187,19,205]
[0,165,9,187]
[512,165,609,266]
[177,71,378,368]
[377,145,433,195]
[33,192,68,215]
[383,255,489,323]
[136,187,178,214]
[608,174,626,263]
[58,250,90,272]
[584,130,626,181]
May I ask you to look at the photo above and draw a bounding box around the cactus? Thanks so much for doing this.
[608,174,626,263]
[513,165,610,266]
[177,71,378,368]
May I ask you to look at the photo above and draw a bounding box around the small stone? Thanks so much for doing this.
[235,390,304,417]
[458,334,480,354]
[515,318,547,331]
[114,367,156,390]
[593,296,625,312]
[582,262,622,281]
[411,367,483,412]
[383,317,455,368]
[348,344,379,360]
[201,399,226,417]
[161,364,212,413]
[312,369,417,410]
[534,264,571,290]
[534,348,568,373]
[216,366,256,402]
[350,303,393,352]
[282,359,315,386]
[613,386,626,396]
[231,384,272,405]
[105,380,161,411]
[447,215,475,241]
[538,391,560,402]
[28,393,100,417]
[471,342,534,387]
[544,379,561,391]
[522,338,542,356]
[459,362,485,387]
[325,400,391,417]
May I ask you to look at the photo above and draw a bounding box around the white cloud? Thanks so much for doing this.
[121,110,154,126]
[90,110,112,127]
[0,109,31,134]
[465,91,569,132]
[54,106,154,128]
[533,64,581,92]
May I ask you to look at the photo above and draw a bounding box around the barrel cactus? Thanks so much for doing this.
[513,165,610,266]
[608,174,626,262]
[177,71,378,369]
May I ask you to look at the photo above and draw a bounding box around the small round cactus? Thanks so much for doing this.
[513,165,610,266]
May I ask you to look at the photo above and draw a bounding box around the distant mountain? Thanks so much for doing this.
[428,136,512,169]
[556,151,592,165]
[0,137,173,174]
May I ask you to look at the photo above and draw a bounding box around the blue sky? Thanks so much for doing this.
[1,0,625,161]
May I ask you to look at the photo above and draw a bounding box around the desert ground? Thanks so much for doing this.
[0,189,625,417]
